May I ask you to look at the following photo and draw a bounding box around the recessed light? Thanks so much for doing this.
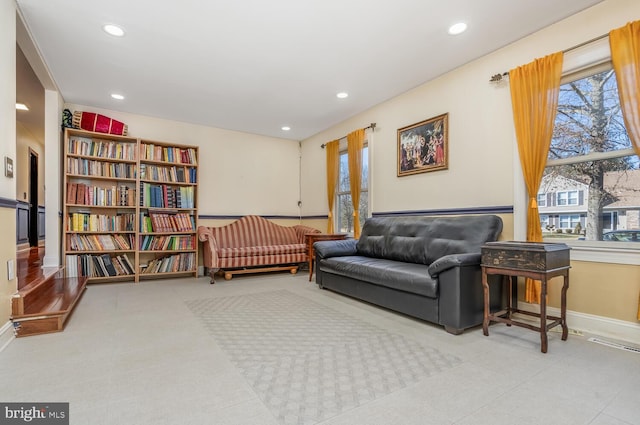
[111,93,125,100]
[448,22,467,35]
[15,103,29,111]
[103,24,125,37]
[336,92,349,99]
[281,126,291,131]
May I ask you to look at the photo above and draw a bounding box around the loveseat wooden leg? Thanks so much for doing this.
[209,268,219,284]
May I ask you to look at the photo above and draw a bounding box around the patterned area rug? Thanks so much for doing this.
[186,290,460,425]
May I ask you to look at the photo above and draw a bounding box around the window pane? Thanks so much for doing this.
[361,147,369,191]
[568,191,578,205]
[338,152,350,192]
[336,193,352,233]
[550,69,632,160]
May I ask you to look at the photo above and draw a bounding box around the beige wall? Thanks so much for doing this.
[0,0,16,200]
[0,208,16,322]
[16,122,45,205]
[65,103,302,217]
[1,0,17,327]
[300,0,640,326]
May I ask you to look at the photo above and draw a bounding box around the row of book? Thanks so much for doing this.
[140,212,195,233]
[139,164,197,183]
[66,253,135,278]
[67,212,136,232]
[140,252,196,274]
[140,183,195,209]
[140,144,197,165]
[139,235,195,251]
[66,182,136,207]
[67,158,136,179]
[68,136,136,160]
[67,233,134,251]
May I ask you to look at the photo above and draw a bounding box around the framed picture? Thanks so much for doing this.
[397,113,448,176]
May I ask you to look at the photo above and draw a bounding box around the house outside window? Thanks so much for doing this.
[336,145,369,234]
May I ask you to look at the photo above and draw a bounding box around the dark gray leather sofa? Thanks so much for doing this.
[314,215,506,334]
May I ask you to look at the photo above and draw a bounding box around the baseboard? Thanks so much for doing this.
[42,255,60,268]
[0,321,15,353]
[518,301,640,344]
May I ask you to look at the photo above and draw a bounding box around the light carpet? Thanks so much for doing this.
[186,289,460,425]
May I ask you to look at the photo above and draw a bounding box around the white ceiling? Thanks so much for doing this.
[16,0,603,141]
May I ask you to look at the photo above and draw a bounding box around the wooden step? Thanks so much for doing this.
[11,269,88,337]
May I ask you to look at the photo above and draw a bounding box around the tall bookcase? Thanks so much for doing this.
[63,128,199,283]
[137,139,198,280]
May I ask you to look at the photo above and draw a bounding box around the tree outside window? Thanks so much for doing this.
[336,146,368,234]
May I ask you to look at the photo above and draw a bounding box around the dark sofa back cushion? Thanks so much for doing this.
[356,215,503,265]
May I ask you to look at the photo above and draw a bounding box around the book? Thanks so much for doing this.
[101,254,118,276]
[66,183,77,204]
[76,183,85,205]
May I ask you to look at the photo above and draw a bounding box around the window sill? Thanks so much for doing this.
[550,241,640,265]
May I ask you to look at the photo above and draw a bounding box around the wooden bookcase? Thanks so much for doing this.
[137,139,198,280]
[63,128,199,283]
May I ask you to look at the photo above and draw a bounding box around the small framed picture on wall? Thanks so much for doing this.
[397,113,448,177]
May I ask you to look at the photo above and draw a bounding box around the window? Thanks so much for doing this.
[336,145,369,234]
[537,193,547,207]
[556,190,579,206]
[540,214,550,228]
[541,64,639,244]
[559,214,581,229]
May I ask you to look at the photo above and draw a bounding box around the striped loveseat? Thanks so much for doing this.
[197,215,320,283]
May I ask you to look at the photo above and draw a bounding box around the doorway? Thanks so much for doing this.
[29,148,38,247]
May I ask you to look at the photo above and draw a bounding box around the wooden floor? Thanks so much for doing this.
[13,246,88,337]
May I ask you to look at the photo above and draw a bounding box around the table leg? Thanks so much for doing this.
[482,270,490,336]
[308,257,314,281]
[507,275,515,324]
[540,278,548,353]
[561,273,569,341]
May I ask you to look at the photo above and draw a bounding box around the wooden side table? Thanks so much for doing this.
[481,241,570,353]
[305,233,347,281]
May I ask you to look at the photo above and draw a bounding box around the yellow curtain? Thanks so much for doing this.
[325,140,340,233]
[509,52,563,304]
[610,20,640,320]
[347,129,365,239]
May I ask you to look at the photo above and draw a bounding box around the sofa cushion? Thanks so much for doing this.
[218,243,306,258]
[356,215,503,265]
[319,256,437,298]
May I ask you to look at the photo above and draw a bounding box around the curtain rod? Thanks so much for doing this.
[489,32,610,82]
[320,123,376,148]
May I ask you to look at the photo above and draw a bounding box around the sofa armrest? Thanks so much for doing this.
[293,225,321,244]
[427,253,481,278]
[197,226,220,268]
[314,239,357,259]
